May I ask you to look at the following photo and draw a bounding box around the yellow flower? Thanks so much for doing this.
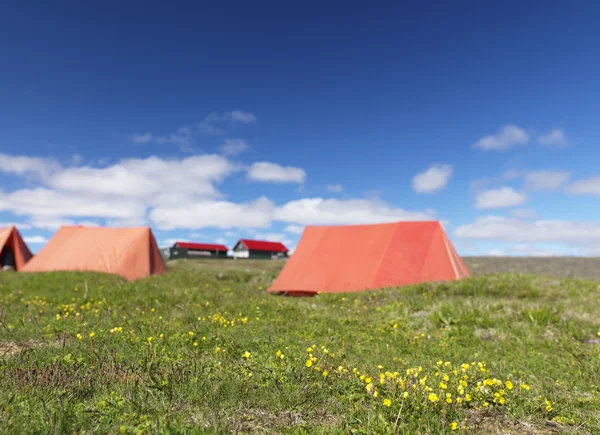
[437,360,443,366]
[383,398,391,407]
[465,394,472,402]
[147,336,153,342]
[545,399,553,412]
[520,383,531,390]
[55,314,61,320]
[189,331,194,337]
[450,421,458,430]
[439,382,447,389]
[428,393,439,402]
[365,377,372,384]
[305,360,313,368]
[443,374,449,381]
[76,333,82,340]
[242,351,251,359]
[89,332,95,338]
[402,391,409,398]
[193,341,198,346]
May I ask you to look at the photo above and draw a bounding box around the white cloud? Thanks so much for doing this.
[155,127,195,152]
[247,162,306,184]
[229,110,257,124]
[0,153,59,181]
[199,110,257,133]
[475,187,526,209]
[472,125,529,151]
[223,231,236,237]
[510,208,537,219]
[284,224,304,234]
[50,155,235,203]
[149,196,275,230]
[455,216,600,246]
[0,153,241,230]
[215,237,229,245]
[0,188,146,219]
[23,235,47,244]
[538,129,567,147]
[327,184,344,193]
[524,170,570,191]
[218,138,249,156]
[132,133,153,144]
[567,177,600,196]
[412,164,452,193]
[274,198,435,226]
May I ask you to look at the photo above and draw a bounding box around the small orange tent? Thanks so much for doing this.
[267,221,470,295]
[22,226,167,281]
[0,226,33,271]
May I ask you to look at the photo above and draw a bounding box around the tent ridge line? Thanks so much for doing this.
[417,222,440,278]
[370,222,403,288]
[441,229,460,278]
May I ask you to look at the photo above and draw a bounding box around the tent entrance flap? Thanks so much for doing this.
[0,226,33,271]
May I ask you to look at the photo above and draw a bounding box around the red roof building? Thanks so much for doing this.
[232,239,289,259]
[162,241,230,260]
[173,242,228,251]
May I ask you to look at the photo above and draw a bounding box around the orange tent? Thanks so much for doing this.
[22,226,167,281]
[267,221,470,295]
[0,226,33,271]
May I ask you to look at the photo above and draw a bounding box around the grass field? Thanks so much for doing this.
[1,258,599,434]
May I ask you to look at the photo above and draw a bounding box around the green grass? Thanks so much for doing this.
[0,259,599,434]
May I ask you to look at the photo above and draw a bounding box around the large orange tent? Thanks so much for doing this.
[22,226,167,281]
[0,226,33,271]
[267,221,470,295]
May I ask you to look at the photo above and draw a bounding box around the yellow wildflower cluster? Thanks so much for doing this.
[304,351,533,412]
[206,312,249,328]
[109,327,123,333]
[304,345,336,371]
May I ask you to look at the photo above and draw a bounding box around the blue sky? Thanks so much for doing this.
[1,1,600,256]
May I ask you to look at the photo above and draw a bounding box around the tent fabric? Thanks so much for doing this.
[267,221,470,295]
[22,226,167,281]
[0,226,33,271]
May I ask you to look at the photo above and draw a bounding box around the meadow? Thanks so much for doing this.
[0,258,599,434]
